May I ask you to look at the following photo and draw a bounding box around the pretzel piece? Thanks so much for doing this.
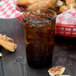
[48,66,65,76]
[28,0,57,9]
[59,5,69,13]
[65,0,76,8]
[56,0,65,7]
[0,34,17,52]
[17,0,38,6]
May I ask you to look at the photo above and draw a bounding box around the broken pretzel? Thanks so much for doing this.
[0,34,17,52]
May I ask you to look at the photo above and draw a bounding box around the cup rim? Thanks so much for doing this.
[22,8,57,23]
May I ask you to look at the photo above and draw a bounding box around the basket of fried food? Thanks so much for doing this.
[17,0,76,37]
[17,0,76,14]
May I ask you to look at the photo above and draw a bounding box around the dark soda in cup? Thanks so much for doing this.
[22,8,56,68]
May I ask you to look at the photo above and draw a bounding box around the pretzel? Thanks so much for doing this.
[17,0,76,13]
[59,5,69,13]
[48,66,65,76]
[17,0,38,6]
[65,0,76,8]
[28,0,57,9]
[56,0,65,7]
[0,34,14,42]
[0,34,17,52]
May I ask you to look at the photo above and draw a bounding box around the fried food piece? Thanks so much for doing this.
[48,66,65,76]
[28,0,57,9]
[59,5,69,13]
[56,0,65,7]
[17,0,38,6]
[1,35,14,42]
[0,34,17,52]
[65,0,76,8]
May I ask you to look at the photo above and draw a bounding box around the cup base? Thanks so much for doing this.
[27,55,53,69]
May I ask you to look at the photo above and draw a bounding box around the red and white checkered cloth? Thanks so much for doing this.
[55,8,76,37]
[56,9,76,25]
[0,0,22,19]
[0,0,76,24]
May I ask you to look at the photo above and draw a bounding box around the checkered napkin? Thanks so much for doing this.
[56,9,76,25]
[0,0,22,19]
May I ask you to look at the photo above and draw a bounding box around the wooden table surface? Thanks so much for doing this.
[0,18,76,76]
